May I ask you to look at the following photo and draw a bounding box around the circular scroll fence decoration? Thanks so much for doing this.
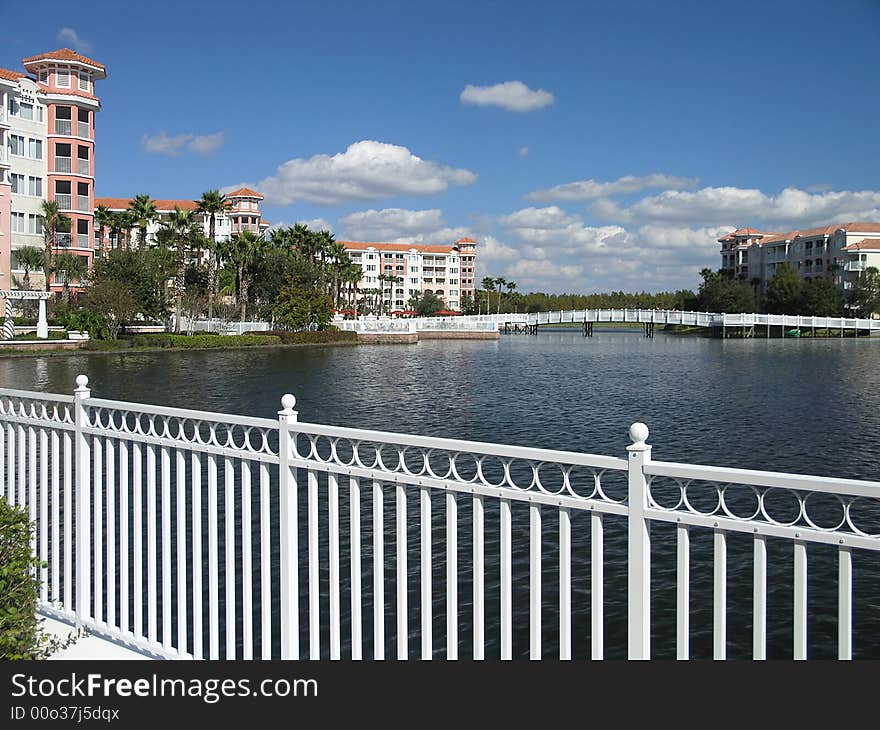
[0,394,73,424]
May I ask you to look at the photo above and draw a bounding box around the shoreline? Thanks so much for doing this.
[0,340,360,359]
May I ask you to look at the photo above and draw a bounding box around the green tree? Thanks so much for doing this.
[92,247,174,321]
[12,246,45,290]
[40,200,70,291]
[162,207,200,333]
[273,257,333,330]
[219,230,265,322]
[494,276,507,314]
[196,190,230,326]
[846,266,880,316]
[408,290,445,316]
[481,276,495,315]
[697,269,756,313]
[52,253,88,303]
[94,204,113,255]
[129,194,158,250]
[764,263,804,314]
[802,277,842,316]
[83,280,139,339]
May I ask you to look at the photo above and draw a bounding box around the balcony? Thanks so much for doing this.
[55,156,72,173]
[54,119,72,135]
[845,261,865,272]
[55,193,72,210]
[77,195,90,212]
[55,232,72,248]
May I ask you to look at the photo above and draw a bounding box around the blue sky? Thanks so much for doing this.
[5,0,880,292]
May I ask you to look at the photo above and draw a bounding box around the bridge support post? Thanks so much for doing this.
[627,423,652,659]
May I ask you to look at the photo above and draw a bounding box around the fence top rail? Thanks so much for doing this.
[646,459,880,499]
[287,418,628,472]
[85,397,278,432]
[0,388,74,404]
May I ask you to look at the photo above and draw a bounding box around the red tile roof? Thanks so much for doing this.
[226,187,263,199]
[0,67,26,82]
[842,238,880,251]
[22,48,106,74]
[341,241,456,254]
[837,222,880,234]
[95,197,200,212]
[454,237,477,244]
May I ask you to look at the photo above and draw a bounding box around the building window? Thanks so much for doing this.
[11,212,26,233]
[9,134,25,156]
[27,214,43,234]
[28,138,43,159]
[56,69,70,87]
[28,176,42,196]
[10,173,25,194]
[78,73,90,91]
[38,71,48,83]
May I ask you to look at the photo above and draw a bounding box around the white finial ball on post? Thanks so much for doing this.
[75,374,89,390]
[629,422,649,446]
[280,393,297,414]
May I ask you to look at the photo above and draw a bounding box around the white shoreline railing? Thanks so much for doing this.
[1,378,879,660]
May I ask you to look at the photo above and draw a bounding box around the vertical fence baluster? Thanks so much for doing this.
[119,440,129,635]
[838,546,852,660]
[278,396,299,660]
[328,472,340,660]
[192,452,203,659]
[446,491,457,660]
[753,534,767,660]
[73,375,91,624]
[420,486,432,660]
[373,480,384,660]
[5,421,14,506]
[241,461,253,660]
[106,438,115,629]
[177,450,188,655]
[224,456,236,659]
[307,468,319,659]
[350,476,362,660]
[676,524,689,660]
[626,423,651,659]
[473,494,484,660]
[530,503,541,659]
[146,443,157,644]
[794,540,807,660]
[396,483,407,660]
[559,506,571,660]
[39,427,48,604]
[28,426,37,571]
[500,497,512,660]
[93,436,103,624]
[63,428,73,612]
[161,446,172,650]
[51,431,60,603]
[207,454,219,659]
[591,511,604,660]
[17,423,24,507]
[133,442,143,638]
[714,529,727,660]
[259,462,271,660]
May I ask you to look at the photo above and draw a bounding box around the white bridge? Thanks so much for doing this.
[2,377,879,660]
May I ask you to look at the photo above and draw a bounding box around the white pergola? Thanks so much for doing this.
[1,290,51,340]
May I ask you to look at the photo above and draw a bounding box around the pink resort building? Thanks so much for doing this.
[1,49,106,292]
[340,237,477,311]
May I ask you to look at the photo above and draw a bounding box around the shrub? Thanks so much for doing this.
[0,497,81,659]
[267,329,358,345]
[81,339,133,351]
[169,334,280,349]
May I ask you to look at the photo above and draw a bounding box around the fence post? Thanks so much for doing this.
[278,393,299,659]
[627,422,652,659]
[73,374,91,624]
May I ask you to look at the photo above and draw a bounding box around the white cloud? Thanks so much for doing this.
[255,140,476,206]
[518,147,529,157]
[526,174,698,202]
[266,218,334,233]
[460,81,555,112]
[338,207,473,245]
[58,27,92,53]
[141,131,224,156]
[592,186,880,229]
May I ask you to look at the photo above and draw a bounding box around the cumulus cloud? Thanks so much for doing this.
[142,131,224,156]
[58,27,92,53]
[460,81,555,112]
[591,186,880,229]
[526,174,698,202]
[267,218,334,233]
[337,207,473,246]
[255,141,476,206]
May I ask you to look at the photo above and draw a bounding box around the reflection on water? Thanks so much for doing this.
[2,330,880,657]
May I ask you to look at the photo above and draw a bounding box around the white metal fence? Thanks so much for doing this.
[1,378,879,659]
[337,318,498,333]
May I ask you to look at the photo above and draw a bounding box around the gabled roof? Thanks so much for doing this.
[22,48,106,76]
[842,238,880,252]
[837,222,880,234]
[226,187,264,199]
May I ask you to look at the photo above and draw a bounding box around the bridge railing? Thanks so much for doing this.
[2,378,879,659]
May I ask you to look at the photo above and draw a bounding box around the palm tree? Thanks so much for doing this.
[220,230,264,322]
[506,280,517,313]
[40,200,71,292]
[494,277,507,314]
[481,276,495,316]
[52,253,88,303]
[110,210,135,250]
[129,194,158,250]
[94,205,112,255]
[13,246,45,291]
[196,190,230,326]
[163,207,199,333]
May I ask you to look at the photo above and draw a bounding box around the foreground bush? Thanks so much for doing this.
[0,498,81,659]
[266,329,358,345]
[125,334,281,349]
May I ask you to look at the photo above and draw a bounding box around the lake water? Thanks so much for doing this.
[3,328,880,658]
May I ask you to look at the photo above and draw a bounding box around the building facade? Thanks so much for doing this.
[340,238,478,311]
[94,187,269,251]
[719,222,880,294]
[1,49,106,292]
